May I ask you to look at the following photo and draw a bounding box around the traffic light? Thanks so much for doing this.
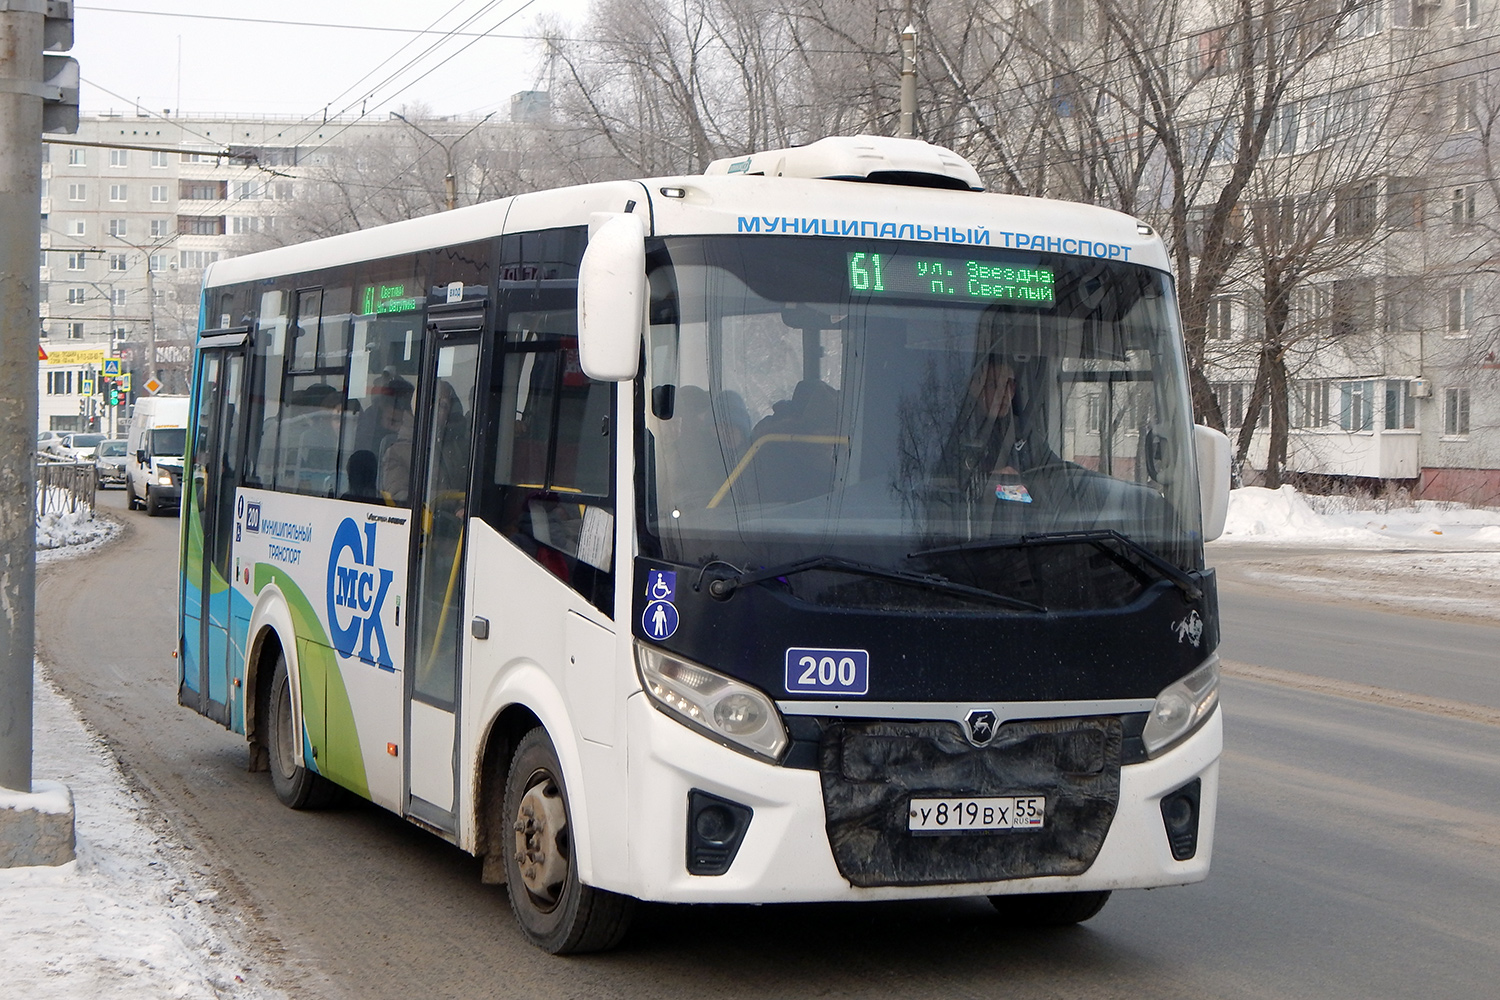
[108,381,120,407]
[42,1,79,135]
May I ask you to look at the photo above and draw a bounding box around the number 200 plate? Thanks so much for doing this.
[907,796,1046,834]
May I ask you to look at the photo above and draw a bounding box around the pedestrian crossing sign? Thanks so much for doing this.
[102,358,121,377]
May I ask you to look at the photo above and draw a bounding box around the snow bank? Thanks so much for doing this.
[0,664,281,1000]
[1217,485,1500,547]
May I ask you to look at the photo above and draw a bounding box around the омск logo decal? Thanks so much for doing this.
[964,708,999,746]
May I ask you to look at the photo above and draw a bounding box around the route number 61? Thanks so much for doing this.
[785,647,869,696]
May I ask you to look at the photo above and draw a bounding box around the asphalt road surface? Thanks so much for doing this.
[37,494,1500,999]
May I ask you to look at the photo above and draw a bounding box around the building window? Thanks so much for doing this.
[67,322,84,339]
[1339,0,1384,37]
[65,252,85,271]
[234,181,260,200]
[271,182,295,201]
[1335,180,1380,239]
[1456,0,1479,27]
[1444,386,1470,435]
[149,253,168,272]
[231,215,260,235]
[110,288,127,307]
[150,184,168,203]
[67,148,85,166]
[179,180,226,201]
[66,286,86,304]
[1339,381,1375,432]
[108,253,127,271]
[46,370,75,394]
[1332,278,1376,337]
[178,250,221,269]
[177,215,225,236]
[1454,80,1477,130]
[1293,380,1332,428]
[1387,176,1424,228]
[1384,380,1416,429]
[149,218,167,237]
[67,183,85,201]
[150,150,169,168]
[109,149,128,168]
[1450,185,1477,225]
[1292,284,1329,339]
[69,219,85,236]
[1384,276,1424,331]
[1447,286,1475,335]
[108,218,128,237]
[1206,296,1233,339]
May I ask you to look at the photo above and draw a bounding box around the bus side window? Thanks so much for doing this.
[243,288,287,489]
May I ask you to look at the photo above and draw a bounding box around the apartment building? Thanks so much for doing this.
[38,107,532,432]
[1186,1,1499,503]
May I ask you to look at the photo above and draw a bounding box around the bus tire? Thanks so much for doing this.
[267,651,336,809]
[988,890,1111,927]
[502,727,634,954]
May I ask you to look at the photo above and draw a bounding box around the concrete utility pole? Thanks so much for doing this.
[0,0,76,868]
[899,25,917,139]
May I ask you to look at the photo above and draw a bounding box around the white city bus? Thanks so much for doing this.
[180,135,1231,954]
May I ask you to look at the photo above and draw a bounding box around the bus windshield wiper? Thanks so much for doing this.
[702,555,1046,613]
[907,529,1203,602]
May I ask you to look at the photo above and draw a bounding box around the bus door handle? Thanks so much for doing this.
[471,616,490,640]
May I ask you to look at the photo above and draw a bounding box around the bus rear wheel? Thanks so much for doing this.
[267,651,336,809]
[988,890,1111,927]
[502,728,634,953]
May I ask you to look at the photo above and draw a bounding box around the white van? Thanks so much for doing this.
[125,395,190,516]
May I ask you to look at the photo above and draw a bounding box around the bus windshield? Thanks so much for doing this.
[641,235,1203,612]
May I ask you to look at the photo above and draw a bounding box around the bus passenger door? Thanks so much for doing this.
[405,307,484,831]
[181,338,248,728]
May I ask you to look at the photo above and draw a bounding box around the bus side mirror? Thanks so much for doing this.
[1194,424,1231,542]
[577,212,646,382]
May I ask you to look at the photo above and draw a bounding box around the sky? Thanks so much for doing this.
[70,0,589,120]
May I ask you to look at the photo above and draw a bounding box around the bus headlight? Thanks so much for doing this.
[635,642,788,762]
[1142,654,1220,758]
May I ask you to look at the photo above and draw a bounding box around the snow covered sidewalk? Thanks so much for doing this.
[0,662,280,999]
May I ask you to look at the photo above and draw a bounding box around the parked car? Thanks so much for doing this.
[56,432,107,462]
[94,438,128,489]
[37,430,64,456]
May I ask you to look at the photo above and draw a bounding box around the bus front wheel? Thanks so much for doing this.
[988,890,1111,927]
[502,727,634,953]
[267,651,336,809]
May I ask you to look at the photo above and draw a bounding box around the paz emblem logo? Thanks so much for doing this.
[964,709,999,747]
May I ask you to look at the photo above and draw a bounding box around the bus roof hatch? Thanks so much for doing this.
[703,135,984,192]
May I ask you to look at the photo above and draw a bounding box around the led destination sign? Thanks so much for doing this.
[847,252,1055,305]
[359,281,422,315]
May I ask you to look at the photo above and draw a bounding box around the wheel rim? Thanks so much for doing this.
[272,677,297,780]
[512,769,570,912]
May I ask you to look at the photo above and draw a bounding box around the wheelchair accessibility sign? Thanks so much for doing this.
[642,569,679,640]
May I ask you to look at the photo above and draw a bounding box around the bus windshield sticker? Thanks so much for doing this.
[645,569,676,602]
[643,600,679,640]
[785,648,870,696]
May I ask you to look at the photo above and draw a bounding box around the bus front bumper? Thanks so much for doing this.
[620,692,1220,903]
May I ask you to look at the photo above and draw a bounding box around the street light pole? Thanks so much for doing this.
[390,111,495,212]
